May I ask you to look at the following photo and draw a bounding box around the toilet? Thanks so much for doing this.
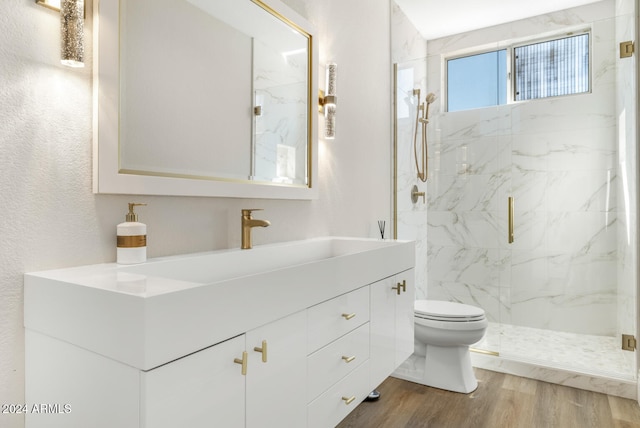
[413,300,488,393]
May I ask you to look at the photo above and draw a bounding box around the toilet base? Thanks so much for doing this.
[420,344,478,393]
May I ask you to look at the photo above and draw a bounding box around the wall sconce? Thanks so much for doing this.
[36,0,85,68]
[36,0,61,11]
[318,63,337,139]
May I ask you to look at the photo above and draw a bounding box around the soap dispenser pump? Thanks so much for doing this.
[117,203,147,265]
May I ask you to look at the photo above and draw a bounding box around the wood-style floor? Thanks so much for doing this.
[337,369,640,428]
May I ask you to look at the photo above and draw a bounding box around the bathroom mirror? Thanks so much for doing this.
[94,0,318,199]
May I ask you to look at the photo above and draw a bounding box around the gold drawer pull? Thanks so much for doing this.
[391,285,401,295]
[233,351,248,375]
[342,396,356,405]
[341,313,356,320]
[342,355,356,363]
[253,340,268,363]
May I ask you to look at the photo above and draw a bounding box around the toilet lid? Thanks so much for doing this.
[415,300,485,322]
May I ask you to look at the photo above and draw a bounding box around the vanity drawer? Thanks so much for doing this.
[307,360,370,428]
[307,286,369,354]
[307,323,370,402]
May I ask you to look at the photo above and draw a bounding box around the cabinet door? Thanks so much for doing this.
[141,335,246,428]
[246,310,307,428]
[369,270,415,389]
[395,270,415,366]
[369,276,398,389]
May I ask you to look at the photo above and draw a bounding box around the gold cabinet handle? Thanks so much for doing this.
[233,351,248,375]
[253,340,268,363]
[342,396,356,405]
[399,280,406,293]
[391,284,401,295]
[341,313,356,320]
[342,355,356,363]
[508,197,514,244]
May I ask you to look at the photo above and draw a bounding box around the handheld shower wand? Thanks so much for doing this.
[424,92,436,121]
[413,90,436,182]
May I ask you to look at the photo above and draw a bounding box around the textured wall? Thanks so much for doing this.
[0,1,392,427]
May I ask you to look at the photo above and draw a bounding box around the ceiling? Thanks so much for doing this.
[394,0,604,40]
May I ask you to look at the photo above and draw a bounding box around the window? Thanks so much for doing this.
[447,50,507,112]
[514,34,590,101]
[446,32,590,112]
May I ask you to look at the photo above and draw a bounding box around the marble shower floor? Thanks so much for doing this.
[473,322,636,380]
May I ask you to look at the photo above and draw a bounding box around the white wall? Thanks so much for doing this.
[0,1,392,427]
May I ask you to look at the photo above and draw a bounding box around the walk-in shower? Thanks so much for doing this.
[392,0,638,398]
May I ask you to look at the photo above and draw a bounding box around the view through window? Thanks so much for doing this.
[446,32,590,112]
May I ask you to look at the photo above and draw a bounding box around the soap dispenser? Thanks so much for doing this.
[117,203,147,265]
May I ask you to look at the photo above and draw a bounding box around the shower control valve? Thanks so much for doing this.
[411,185,425,204]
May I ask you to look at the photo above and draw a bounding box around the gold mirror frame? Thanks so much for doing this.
[93,0,318,199]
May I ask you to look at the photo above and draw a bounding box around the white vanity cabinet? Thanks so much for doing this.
[24,237,416,428]
[370,270,415,388]
[26,311,307,428]
[245,310,307,428]
[307,286,373,428]
[142,334,246,428]
[143,310,307,428]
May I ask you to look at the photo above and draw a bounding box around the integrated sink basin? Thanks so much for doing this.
[121,236,400,285]
[24,237,414,370]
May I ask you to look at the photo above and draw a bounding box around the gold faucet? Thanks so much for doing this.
[241,209,270,249]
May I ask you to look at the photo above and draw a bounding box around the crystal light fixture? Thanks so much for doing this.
[37,0,85,67]
[323,63,337,139]
[60,0,84,67]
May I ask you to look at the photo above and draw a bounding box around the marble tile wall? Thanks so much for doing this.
[422,0,635,338]
[393,0,636,342]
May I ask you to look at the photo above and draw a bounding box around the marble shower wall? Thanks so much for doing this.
[423,0,636,337]
[391,2,428,299]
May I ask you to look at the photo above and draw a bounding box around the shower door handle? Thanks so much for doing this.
[508,197,514,244]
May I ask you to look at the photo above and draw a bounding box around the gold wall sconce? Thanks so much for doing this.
[318,63,337,139]
[36,0,61,11]
[36,0,85,68]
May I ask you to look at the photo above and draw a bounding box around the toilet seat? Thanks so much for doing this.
[415,300,485,322]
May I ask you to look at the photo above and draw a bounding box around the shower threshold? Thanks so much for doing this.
[470,322,637,399]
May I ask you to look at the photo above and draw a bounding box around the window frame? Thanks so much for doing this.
[443,27,592,113]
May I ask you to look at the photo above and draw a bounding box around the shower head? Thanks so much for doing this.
[423,92,437,120]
